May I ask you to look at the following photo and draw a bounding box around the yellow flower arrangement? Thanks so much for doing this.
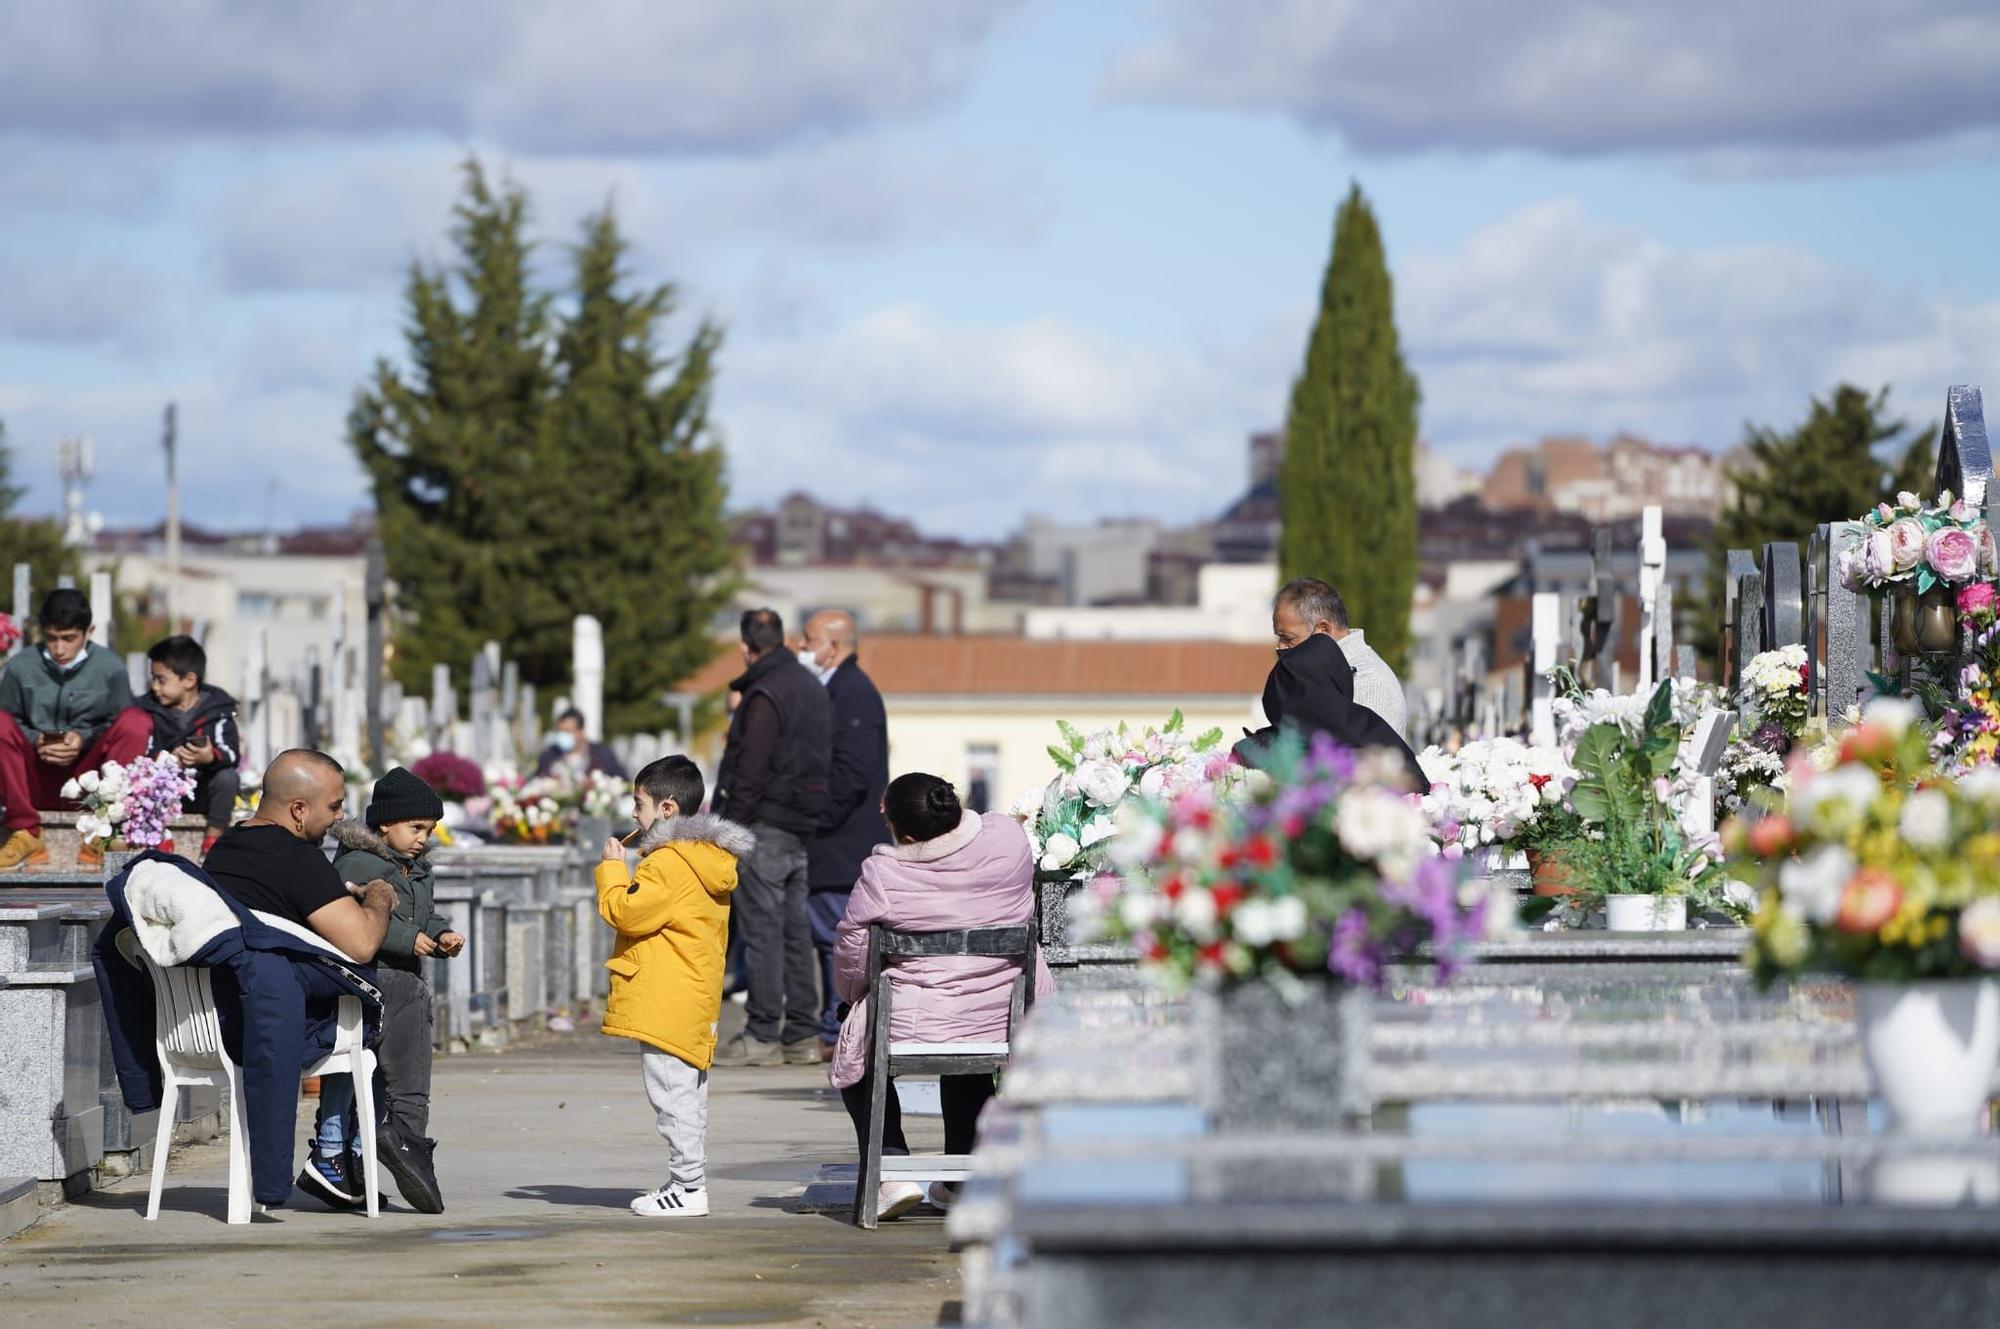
[1727,697,2000,985]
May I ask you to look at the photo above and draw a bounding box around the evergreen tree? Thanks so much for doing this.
[1695,384,1935,665]
[1277,184,1420,674]
[350,159,558,705]
[350,160,737,734]
[539,207,736,734]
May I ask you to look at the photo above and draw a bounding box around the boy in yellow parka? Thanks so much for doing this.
[596,754,753,1219]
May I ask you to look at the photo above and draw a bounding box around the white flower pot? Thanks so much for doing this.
[1856,979,2000,1134]
[1603,894,1685,931]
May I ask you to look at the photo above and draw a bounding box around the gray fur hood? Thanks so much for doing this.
[330,820,417,863]
[630,812,755,859]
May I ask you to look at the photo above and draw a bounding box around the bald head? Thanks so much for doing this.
[803,610,857,673]
[256,749,348,841]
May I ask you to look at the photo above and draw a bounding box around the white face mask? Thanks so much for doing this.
[797,649,832,682]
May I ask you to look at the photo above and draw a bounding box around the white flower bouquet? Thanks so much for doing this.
[1417,737,1579,857]
[1018,711,1235,885]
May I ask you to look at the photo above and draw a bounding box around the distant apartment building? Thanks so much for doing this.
[1481,433,1732,522]
[90,518,373,697]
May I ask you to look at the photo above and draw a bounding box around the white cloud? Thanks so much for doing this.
[715,305,1277,534]
[0,1,1019,155]
[1398,200,2000,460]
[1111,0,2000,158]
[214,142,1034,295]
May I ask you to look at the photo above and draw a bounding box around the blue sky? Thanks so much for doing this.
[1,0,1997,538]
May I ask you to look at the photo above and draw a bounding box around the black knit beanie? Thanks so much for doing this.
[368,766,446,827]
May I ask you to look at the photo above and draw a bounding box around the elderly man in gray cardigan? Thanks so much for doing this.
[1248,578,1409,737]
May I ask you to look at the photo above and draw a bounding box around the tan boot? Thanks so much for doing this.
[77,836,123,868]
[0,830,48,871]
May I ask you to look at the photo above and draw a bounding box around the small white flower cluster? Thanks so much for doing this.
[1417,737,1576,852]
[1741,645,1808,705]
[62,763,132,847]
[1335,785,1437,883]
[1716,742,1787,814]
[1021,716,1233,878]
[1553,678,1712,748]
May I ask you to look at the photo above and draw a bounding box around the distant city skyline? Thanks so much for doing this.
[1,1,1996,538]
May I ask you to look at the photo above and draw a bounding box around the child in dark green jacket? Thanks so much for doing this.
[302,768,464,1214]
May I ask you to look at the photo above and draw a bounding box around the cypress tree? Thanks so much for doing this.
[1278,184,1420,674]
[1694,384,1935,665]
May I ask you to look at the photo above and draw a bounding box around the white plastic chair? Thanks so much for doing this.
[130,939,381,1223]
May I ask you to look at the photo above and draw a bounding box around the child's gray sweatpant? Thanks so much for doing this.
[641,1048,708,1189]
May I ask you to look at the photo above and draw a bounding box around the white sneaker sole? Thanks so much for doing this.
[631,1192,709,1218]
[876,1188,924,1222]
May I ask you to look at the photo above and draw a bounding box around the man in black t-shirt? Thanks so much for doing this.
[206,749,394,960]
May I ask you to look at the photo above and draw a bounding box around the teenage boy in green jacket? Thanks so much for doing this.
[0,588,151,869]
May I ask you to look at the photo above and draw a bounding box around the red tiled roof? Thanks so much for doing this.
[676,635,1273,699]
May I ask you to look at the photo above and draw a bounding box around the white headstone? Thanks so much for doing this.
[1636,505,1666,695]
[573,614,605,741]
[1678,708,1737,840]
[88,570,113,648]
[1530,591,1559,746]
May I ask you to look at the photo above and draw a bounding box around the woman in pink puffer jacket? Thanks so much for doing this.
[829,772,1055,1220]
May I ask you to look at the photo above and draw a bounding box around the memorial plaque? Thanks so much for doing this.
[1762,542,1803,649]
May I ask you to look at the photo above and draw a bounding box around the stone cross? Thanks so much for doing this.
[1529,591,1559,745]
[1637,506,1666,694]
[1726,550,1763,686]
[1587,529,1618,691]
[244,627,271,770]
[469,647,497,765]
[1818,522,1871,724]
[1679,707,1737,841]
[1760,542,1803,650]
[572,614,605,741]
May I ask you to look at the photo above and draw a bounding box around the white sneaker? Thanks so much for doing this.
[631,1182,709,1218]
[874,1181,924,1222]
[926,1181,957,1212]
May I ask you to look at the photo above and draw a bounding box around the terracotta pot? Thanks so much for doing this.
[1525,846,1578,897]
[1917,585,1959,654]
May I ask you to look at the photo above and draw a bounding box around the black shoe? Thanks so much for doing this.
[376,1122,444,1214]
[296,1147,363,1210]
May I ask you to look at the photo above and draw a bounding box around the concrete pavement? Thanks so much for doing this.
[0,1030,960,1328]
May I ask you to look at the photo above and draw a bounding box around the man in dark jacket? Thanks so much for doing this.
[712,608,832,1066]
[800,609,891,1059]
[1234,579,1431,794]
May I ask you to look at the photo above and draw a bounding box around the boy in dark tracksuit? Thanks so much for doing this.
[320,767,463,1214]
[139,635,242,854]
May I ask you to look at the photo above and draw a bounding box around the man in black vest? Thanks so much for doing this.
[800,609,891,1060]
[713,608,833,1066]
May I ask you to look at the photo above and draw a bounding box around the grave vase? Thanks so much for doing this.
[1888,586,1920,656]
[1198,979,1370,1134]
[1917,585,1959,654]
[1856,978,2000,1134]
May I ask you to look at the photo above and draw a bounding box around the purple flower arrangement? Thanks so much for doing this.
[1078,732,1487,991]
